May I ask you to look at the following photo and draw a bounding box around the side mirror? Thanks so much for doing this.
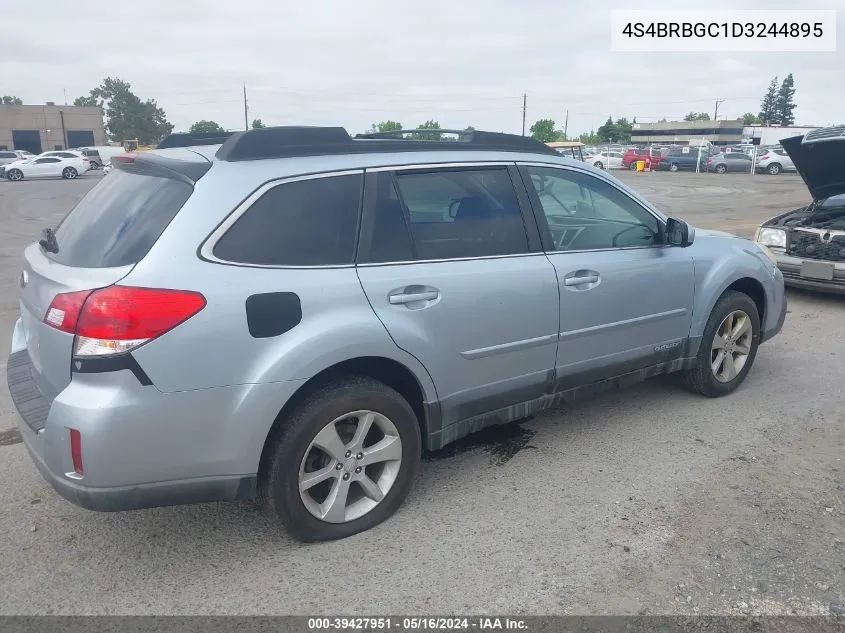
[666,218,694,247]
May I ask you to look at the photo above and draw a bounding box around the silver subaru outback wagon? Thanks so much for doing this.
[7,126,787,541]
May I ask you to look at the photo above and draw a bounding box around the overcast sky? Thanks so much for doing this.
[1,0,842,136]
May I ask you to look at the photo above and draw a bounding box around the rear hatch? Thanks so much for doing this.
[18,153,206,398]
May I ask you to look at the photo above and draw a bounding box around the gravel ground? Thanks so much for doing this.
[0,170,842,616]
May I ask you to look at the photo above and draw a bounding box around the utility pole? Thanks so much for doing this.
[714,98,725,121]
[563,109,569,140]
[522,93,527,136]
[243,84,249,131]
[63,89,67,106]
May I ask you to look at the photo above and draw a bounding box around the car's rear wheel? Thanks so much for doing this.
[715,164,727,174]
[767,163,781,175]
[681,291,760,397]
[669,163,679,172]
[594,161,604,169]
[629,162,638,171]
[89,161,100,169]
[261,376,421,542]
[7,169,23,181]
[62,167,78,179]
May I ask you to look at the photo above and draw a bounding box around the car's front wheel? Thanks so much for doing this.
[261,376,421,541]
[681,290,760,397]
[669,163,679,172]
[6,168,23,181]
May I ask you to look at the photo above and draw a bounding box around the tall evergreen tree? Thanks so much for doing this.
[774,73,797,126]
[758,76,778,124]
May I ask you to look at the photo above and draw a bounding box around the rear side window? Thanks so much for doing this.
[212,173,362,266]
[368,168,528,261]
[50,169,193,268]
[0,151,16,158]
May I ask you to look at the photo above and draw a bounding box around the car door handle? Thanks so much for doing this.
[564,274,599,286]
[389,290,440,305]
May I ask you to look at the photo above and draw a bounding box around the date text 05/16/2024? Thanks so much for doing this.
[307,617,528,630]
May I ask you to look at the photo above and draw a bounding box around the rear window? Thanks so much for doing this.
[211,173,362,266]
[49,169,193,268]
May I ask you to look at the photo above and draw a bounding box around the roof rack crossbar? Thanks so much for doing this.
[215,126,557,161]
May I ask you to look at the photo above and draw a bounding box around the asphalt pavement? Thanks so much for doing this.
[0,170,842,616]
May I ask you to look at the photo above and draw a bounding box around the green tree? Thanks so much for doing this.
[578,131,602,145]
[412,119,441,141]
[75,77,173,144]
[190,120,226,133]
[529,118,557,143]
[372,120,402,133]
[683,112,711,121]
[596,116,617,142]
[614,117,633,141]
[251,118,265,129]
[73,95,98,107]
[758,76,779,124]
[1,95,23,105]
[741,112,763,125]
[774,73,797,126]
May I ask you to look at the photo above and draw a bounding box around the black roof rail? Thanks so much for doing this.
[157,131,236,149]
[215,126,558,161]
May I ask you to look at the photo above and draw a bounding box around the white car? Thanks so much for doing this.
[4,154,89,181]
[588,151,624,170]
[39,150,93,171]
[755,147,796,175]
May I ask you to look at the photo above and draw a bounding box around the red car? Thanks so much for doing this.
[622,148,665,170]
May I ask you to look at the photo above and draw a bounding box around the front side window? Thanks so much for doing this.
[368,168,529,261]
[213,173,362,266]
[522,166,661,251]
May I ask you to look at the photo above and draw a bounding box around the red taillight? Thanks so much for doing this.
[44,290,92,333]
[45,286,206,357]
[69,428,83,475]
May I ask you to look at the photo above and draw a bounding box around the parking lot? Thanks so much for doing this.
[0,170,842,616]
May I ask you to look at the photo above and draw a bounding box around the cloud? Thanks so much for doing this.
[0,0,841,134]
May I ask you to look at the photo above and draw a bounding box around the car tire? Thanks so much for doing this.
[715,164,727,174]
[261,375,422,542]
[767,163,781,175]
[594,161,604,169]
[629,162,638,171]
[7,169,23,181]
[89,161,100,169]
[680,290,761,398]
[669,163,679,172]
[62,167,78,179]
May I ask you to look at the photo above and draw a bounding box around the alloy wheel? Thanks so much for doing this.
[298,410,403,523]
[711,310,753,383]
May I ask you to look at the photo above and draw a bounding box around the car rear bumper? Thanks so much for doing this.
[7,317,305,512]
[774,253,845,295]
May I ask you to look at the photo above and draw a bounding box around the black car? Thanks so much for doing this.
[658,149,708,172]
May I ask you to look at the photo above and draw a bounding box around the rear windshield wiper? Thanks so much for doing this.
[39,228,59,253]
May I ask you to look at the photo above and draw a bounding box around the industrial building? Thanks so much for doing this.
[630,120,744,146]
[0,104,107,154]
